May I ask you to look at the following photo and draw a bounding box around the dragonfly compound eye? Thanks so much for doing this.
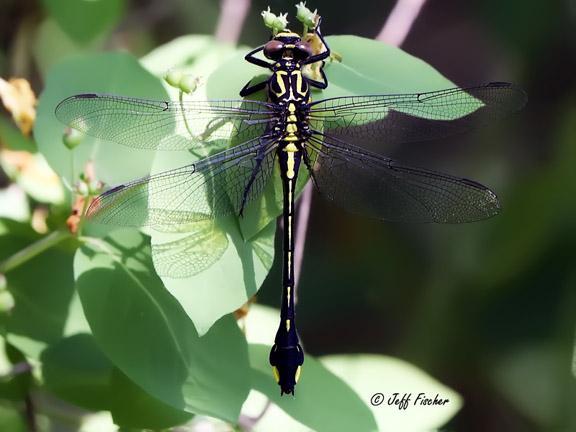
[294,41,313,60]
[264,40,285,59]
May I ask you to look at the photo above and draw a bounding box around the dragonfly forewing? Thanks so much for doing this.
[55,93,277,151]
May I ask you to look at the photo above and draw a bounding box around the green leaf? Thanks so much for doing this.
[41,333,192,429]
[0,227,82,360]
[493,344,565,428]
[321,354,463,432]
[33,19,96,77]
[141,35,245,79]
[109,368,193,429]
[35,52,167,186]
[0,338,32,402]
[0,118,36,152]
[41,0,124,44]
[151,219,275,336]
[41,333,113,411]
[0,403,26,432]
[248,344,377,432]
[74,229,251,421]
[320,36,461,100]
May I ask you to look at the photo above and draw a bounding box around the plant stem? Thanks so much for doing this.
[214,0,251,44]
[375,0,428,46]
[76,195,91,238]
[24,393,37,432]
[293,182,312,303]
[0,230,70,274]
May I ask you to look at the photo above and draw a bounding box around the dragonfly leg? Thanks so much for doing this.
[238,146,267,217]
[303,17,331,65]
[302,146,319,188]
[307,72,328,90]
[240,79,268,97]
[244,45,273,69]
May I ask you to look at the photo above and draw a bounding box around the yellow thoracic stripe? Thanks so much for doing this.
[274,71,288,97]
[292,70,306,96]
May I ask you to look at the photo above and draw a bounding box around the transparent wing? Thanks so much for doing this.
[151,219,229,278]
[87,135,279,227]
[55,93,277,150]
[308,82,526,149]
[305,133,500,223]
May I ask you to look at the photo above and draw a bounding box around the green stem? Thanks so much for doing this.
[0,230,70,274]
[179,90,195,141]
[76,195,91,238]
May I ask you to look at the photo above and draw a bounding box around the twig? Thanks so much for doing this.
[238,400,271,431]
[375,0,428,46]
[24,393,37,432]
[214,0,251,44]
[0,230,70,274]
[292,182,312,302]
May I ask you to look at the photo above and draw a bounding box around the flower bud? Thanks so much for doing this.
[63,126,83,150]
[164,69,183,88]
[296,2,317,28]
[261,7,276,28]
[179,75,199,94]
[77,181,89,197]
[273,13,289,32]
[88,180,102,196]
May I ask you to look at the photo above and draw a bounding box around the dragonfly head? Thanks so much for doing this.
[270,343,304,395]
[264,33,313,62]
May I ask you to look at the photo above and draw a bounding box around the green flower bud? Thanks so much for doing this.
[179,75,199,94]
[273,13,289,32]
[77,181,89,197]
[62,126,83,150]
[0,290,15,313]
[88,180,102,196]
[164,69,183,88]
[296,2,317,28]
[261,7,276,28]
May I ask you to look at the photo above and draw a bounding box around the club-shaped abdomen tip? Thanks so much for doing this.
[270,344,304,396]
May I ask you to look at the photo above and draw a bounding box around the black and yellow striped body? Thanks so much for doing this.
[267,43,311,395]
[240,28,331,395]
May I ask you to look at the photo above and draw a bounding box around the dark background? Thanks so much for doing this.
[2,0,576,430]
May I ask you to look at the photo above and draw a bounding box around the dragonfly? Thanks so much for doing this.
[55,19,526,395]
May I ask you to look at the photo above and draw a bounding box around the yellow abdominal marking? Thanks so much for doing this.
[286,319,291,331]
[286,152,295,179]
[287,286,291,303]
[295,366,302,382]
[272,366,280,383]
[288,215,292,242]
[287,251,292,278]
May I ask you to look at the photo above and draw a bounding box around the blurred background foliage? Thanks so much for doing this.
[0,0,575,431]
